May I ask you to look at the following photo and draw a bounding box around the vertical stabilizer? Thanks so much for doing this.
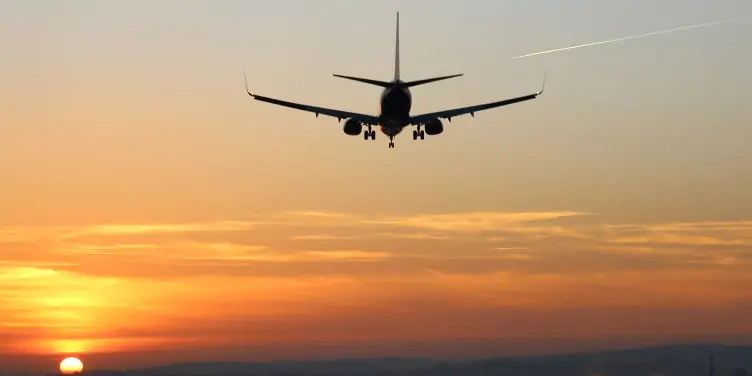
[394,12,400,81]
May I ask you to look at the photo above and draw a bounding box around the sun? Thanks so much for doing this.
[59,357,84,374]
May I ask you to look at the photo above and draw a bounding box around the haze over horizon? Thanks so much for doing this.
[2,0,751,373]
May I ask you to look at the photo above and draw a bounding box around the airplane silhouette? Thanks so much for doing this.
[245,12,546,148]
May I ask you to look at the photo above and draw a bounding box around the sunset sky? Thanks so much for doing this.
[2,0,752,373]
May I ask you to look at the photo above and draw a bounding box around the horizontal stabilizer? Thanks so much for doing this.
[404,74,463,87]
[333,74,392,88]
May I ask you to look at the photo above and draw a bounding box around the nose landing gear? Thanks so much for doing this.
[388,135,395,148]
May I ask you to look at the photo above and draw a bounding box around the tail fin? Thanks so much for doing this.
[394,12,400,81]
[332,12,402,87]
[391,13,462,87]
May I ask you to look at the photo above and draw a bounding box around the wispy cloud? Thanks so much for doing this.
[281,211,358,219]
[364,211,587,232]
[2,211,750,275]
[290,234,360,241]
[301,250,393,261]
[375,232,453,240]
[1,209,752,356]
[58,221,259,239]
[0,260,78,267]
[59,243,159,256]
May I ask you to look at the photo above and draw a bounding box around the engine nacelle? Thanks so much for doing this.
[424,118,444,135]
[342,118,362,136]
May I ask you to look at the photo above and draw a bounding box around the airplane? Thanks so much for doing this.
[244,12,546,148]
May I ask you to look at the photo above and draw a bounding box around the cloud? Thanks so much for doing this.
[178,247,393,263]
[0,260,78,267]
[0,210,750,281]
[1,235,751,359]
[364,211,588,232]
[301,250,393,261]
[59,243,160,256]
[0,266,59,282]
[290,234,360,240]
[607,222,751,246]
[281,211,357,219]
[375,232,454,240]
[58,221,260,239]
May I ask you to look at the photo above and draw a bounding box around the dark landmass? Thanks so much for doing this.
[84,343,752,376]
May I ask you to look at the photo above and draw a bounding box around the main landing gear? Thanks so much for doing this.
[363,127,376,140]
[412,129,425,140]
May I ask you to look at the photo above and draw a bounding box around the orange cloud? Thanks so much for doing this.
[290,234,361,240]
[1,210,751,359]
[363,211,587,232]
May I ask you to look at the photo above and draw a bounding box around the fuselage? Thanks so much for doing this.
[378,80,412,136]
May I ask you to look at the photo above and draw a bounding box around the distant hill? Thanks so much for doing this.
[116,358,436,376]
[88,343,752,376]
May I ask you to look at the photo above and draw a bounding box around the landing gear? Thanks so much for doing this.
[363,128,376,140]
[388,136,395,148]
[412,125,425,140]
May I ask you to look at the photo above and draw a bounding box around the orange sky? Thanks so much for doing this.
[1,211,751,370]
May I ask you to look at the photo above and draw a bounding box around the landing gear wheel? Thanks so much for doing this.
[419,130,425,140]
[364,131,370,140]
[412,130,418,140]
[370,130,376,139]
[388,142,394,148]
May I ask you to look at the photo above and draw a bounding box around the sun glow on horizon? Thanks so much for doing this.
[60,357,83,374]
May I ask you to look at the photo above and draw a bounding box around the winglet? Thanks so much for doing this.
[244,72,254,97]
[537,72,547,95]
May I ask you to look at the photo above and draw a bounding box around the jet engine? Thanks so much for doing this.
[424,118,444,135]
[342,118,362,136]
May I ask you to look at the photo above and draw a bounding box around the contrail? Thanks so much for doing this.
[514,20,728,59]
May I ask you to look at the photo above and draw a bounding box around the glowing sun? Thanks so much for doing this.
[60,357,84,374]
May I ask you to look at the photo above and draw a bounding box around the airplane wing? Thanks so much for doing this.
[409,74,546,125]
[245,75,379,125]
